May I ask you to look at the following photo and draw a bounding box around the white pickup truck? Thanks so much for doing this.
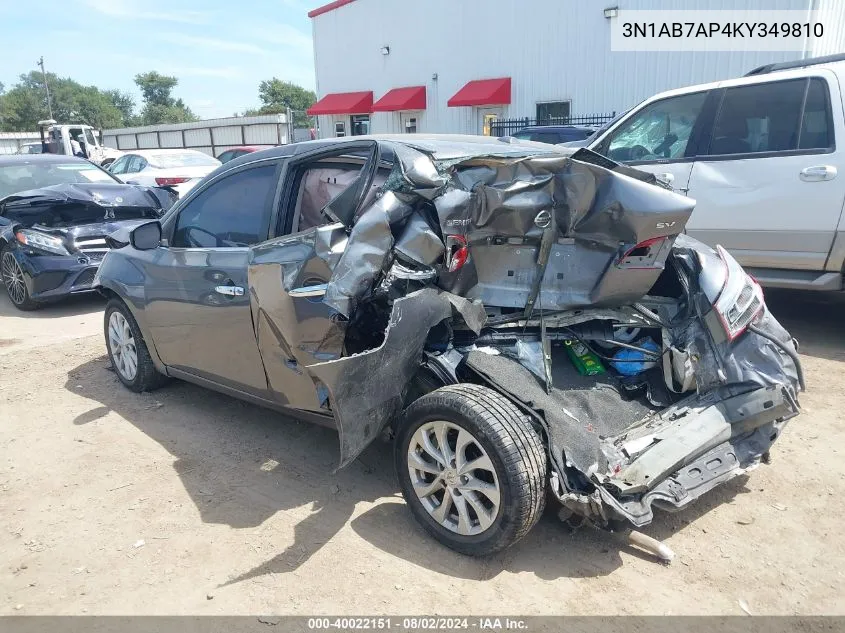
[37,120,123,167]
[577,53,845,292]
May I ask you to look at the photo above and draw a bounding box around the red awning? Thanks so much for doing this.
[372,86,426,112]
[447,78,511,107]
[307,91,373,115]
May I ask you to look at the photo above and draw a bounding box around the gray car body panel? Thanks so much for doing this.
[97,135,801,528]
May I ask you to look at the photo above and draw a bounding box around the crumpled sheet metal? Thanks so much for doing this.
[320,141,696,318]
[670,235,800,397]
[1,182,175,210]
[248,223,350,410]
[323,190,413,316]
[306,287,454,468]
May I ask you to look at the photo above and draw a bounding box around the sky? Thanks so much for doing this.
[0,0,324,119]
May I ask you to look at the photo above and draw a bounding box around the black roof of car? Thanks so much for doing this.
[0,154,92,167]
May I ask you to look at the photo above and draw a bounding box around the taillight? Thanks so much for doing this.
[617,236,670,269]
[445,235,468,272]
[710,245,764,340]
[155,177,190,186]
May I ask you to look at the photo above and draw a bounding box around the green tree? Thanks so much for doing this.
[0,71,128,131]
[104,89,137,126]
[134,71,197,125]
[253,79,316,127]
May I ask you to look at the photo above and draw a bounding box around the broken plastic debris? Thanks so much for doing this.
[132,539,145,549]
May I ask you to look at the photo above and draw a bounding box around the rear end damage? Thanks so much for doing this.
[246,139,801,553]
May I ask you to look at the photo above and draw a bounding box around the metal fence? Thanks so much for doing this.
[490,112,617,137]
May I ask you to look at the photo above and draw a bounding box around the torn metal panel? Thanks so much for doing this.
[306,288,453,468]
[319,140,695,319]
[322,190,414,316]
[393,212,444,266]
[248,223,349,410]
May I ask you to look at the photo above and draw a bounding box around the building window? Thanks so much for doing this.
[350,115,370,136]
[334,121,346,137]
[536,101,571,123]
[404,117,417,133]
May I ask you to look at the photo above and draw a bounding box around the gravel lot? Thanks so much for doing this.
[1,289,844,615]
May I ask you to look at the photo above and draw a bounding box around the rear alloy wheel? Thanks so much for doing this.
[1,247,39,311]
[396,384,547,556]
[104,299,168,392]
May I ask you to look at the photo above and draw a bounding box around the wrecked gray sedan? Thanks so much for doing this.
[95,136,802,557]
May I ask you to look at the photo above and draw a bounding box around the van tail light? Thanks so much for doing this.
[155,177,190,186]
[617,235,670,269]
[445,235,468,272]
[710,245,765,340]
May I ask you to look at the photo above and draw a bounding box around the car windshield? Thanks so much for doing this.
[147,152,220,169]
[0,161,117,199]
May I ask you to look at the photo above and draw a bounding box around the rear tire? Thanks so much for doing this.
[395,383,547,556]
[104,299,168,392]
[1,247,40,311]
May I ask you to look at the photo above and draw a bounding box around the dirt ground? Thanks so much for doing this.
[1,288,844,616]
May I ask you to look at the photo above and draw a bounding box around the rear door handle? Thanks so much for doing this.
[214,285,244,296]
[800,165,837,182]
[289,283,327,298]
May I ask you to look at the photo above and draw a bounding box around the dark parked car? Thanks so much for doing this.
[511,125,596,144]
[0,155,176,310]
[96,136,801,558]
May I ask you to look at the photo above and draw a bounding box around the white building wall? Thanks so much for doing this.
[814,0,845,57]
[312,0,840,138]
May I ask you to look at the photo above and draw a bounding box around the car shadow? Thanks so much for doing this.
[764,288,845,363]
[0,291,105,318]
[65,354,748,585]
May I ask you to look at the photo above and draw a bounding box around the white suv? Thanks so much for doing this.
[582,53,845,291]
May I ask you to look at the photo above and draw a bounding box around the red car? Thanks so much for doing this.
[216,146,265,163]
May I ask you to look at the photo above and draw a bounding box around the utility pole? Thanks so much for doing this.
[37,56,54,120]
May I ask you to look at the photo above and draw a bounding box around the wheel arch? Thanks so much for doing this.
[100,284,168,374]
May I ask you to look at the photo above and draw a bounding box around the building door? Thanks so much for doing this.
[400,112,420,133]
[478,107,504,136]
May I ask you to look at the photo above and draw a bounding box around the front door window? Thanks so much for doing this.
[603,92,708,163]
[173,165,277,248]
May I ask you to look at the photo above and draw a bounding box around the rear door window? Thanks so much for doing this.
[704,78,832,156]
[604,92,708,162]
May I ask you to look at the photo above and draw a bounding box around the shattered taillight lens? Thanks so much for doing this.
[710,245,765,340]
[617,236,670,269]
[445,235,468,272]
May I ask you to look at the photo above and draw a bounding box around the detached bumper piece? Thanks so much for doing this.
[597,385,797,527]
[24,254,101,300]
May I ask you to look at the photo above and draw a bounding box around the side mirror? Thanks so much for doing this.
[130,221,162,250]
